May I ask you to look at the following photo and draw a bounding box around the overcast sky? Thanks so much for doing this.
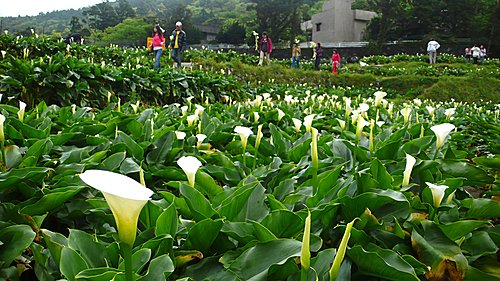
[0,0,104,17]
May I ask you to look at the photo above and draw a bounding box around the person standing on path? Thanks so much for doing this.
[169,21,186,68]
[258,32,273,66]
[479,45,487,64]
[291,40,301,69]
[314,42,323,71]
[427,39,440,64]
[331,49,341,74]
[465,47,472,64]
[471,45,481,65]
[150,24,165,69]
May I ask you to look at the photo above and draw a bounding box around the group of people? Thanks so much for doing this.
[428,39,487,65]
[465,45,487,64]
[150,21,187,69]
[257,33,341,74]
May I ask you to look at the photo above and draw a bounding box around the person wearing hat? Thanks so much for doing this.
[169,21,187,68]
[291,39,301,69]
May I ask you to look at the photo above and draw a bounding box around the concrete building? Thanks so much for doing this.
[302,0,376,43]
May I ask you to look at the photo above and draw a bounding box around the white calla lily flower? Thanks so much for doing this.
[426,182,449,208]
[292,118,302,133]
[79,170,153,246]
[337,118,346,130]
[356,116,369,143]
[175,131,186,140]
[234,126,253,150]
[253,112,260,123]
[373,91,387,107]
[277,108,285,121]
[431,123,455,150]
[403,154,416,187]
[177,156,202,187]
[18,101,26,122]
[0,114,5,143]
[445,108,456,120]
[304,114,315,132]
[196,133,207,143]
[186,114,199,126]
[181,106,188,117]
[400,107,412,124]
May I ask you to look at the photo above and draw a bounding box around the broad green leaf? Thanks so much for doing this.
[155,202,178,238]
[118,248,151,273]
[196,170,224,198]
[101,151,126,171]
[139,254,175,280]
[184,256,240,281]
[0,167,50,191]
[462,198,500,218]
[438,220,491,241]
[60,247,89,281]
[20,186,84,216]
[225,239,302,281]
[118,131,144,161]
[438,160,494,186]
[185,218,224,253]
[146,131,175,165]
[75,268,126,281]
[261,210,303,238]
[411,221,468,280]
[20,138,53,167]
[180,184,217,221]
[340,189,410,221]
[464,266,500,281]
[370,158,393,189]
[347,243,420,281]
[68,229,107,268]
[0,225,36,266]
[461,231,498,262]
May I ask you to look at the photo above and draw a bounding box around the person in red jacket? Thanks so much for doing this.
[150,24,165,69]
[258,32,273,66]
[331,49,341,74]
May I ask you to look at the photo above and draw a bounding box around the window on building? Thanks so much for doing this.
[316,23,322,32]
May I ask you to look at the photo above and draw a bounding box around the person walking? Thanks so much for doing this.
[471,45,481,65]
[331,49,341,74]
[427,39,440,64]
[258,32,273,66]
[480,45,487,64]
[169,21,186,68]
[291,40,301,69]
[314,42,323,71]
[464,47,472,64]
[150,24,165,69]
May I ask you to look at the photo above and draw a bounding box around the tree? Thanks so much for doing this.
[365,0,410,44]
[83,0,120,30]
[216,20,246,44]
[250,0,303,44]
[98,18,150,47]
[117,0,136,21]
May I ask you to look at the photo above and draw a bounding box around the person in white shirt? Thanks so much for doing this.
[471,45,481,64]
[427,39,440,64]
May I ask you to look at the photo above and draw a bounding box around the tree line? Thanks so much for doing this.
[1,0,498,52]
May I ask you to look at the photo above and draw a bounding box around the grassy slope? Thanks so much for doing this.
[197,60,500,103]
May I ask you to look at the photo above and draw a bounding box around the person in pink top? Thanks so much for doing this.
[258,32,273,66]
[150,24,165,69]
[331,50,341,74]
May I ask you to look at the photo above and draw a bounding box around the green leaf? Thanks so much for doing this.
[68,229,107,268]
[438,220,491,241]
[20,186,84,216]
[75,268,125,281]
[60,247,89,281]
[260,210,303,238]
[370,158,393,189]
[180,184,217,221]
[184,256,240,281]
[340,189,411,221]
[118,248,151,273]
[269,123,289,157]
[155,203,178,238]
[347,244,420,281]
[139,254,175,280]
[461,231,498,262]
[472,156,500,170]
[0,167,52,191]
[0,225,36,267]
[196,170,224,198]
[146,131,175,165]
[118,131,144,161]
[464,266,500,281]
[185,218,224,253]
[101,151,126,171]
[462,198,500,218]
[438,160,494,186]
[225,239,302,281]
[20,138,53,167]
[411,221,468,280]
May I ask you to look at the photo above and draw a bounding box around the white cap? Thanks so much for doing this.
[176,21,182,27]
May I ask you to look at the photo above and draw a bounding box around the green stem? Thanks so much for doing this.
[312,168,318,196]
[253,150,258,170]
[121,242,133,281]
[0,141,5,168]
[242,147,247,167]
[301,267,308,281]
[433,147,440,160]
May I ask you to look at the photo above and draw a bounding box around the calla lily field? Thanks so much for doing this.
[0,34,499,281]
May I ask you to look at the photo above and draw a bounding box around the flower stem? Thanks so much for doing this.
[301,268,308,281]
[121,242,133,281]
